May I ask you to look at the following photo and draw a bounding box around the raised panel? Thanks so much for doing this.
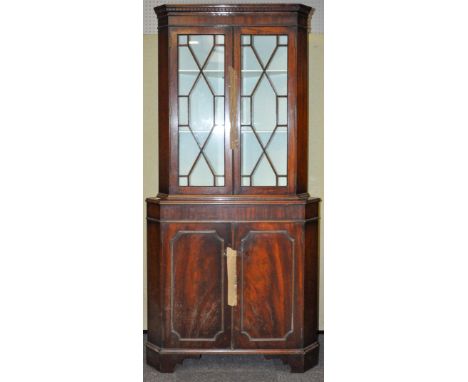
[239,230,295,341]
[170,230,225,341]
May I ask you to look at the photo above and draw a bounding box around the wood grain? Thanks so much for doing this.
[161,223,231,349]
[171,230,225,340]
[232,222,305,350]
[239,230,294,340]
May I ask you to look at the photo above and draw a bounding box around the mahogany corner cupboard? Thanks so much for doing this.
[146,4,320,373]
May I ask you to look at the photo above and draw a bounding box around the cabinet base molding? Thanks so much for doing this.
[146,341,319,373]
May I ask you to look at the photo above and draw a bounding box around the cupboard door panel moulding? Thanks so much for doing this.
[161,223,232,349]
[146,4,320,374]
[232,224,303,350]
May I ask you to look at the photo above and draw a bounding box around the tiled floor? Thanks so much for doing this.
[144,334,324,381]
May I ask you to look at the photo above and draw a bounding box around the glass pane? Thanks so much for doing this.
[215,97,224,126]
[251,156,276,186]
[278,97,287,125]
[179,131,200,176]
[178,34,225,187]
[190,157,214,186]
[241,129,263,175]
[252,76,276,133]
[205,72,224,96]
[256,131,272,147]
[241,97,251,125]
[179,47,198,71]
[252,36,276,67]
[267,46,287,95]
[278,177,287,186]
[178,72,198,96]
[215,35,224,45]
[267,72,287,96]
[178,46,198,96]
[178,97,188,125]
[267,46,287,71]
[241,46,262,96]
[192,131,210,146]
[204,125,224,176]
[190,77,213,132]
[205,46,224,71]
[266,128,287,175]
[266,44,287,96]
[240,35,288,187]
[188,35,213,67]
[205,46,224,95]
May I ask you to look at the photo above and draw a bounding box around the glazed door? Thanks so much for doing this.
[169,27,233,194]
[170,27,296,195]
[233,27,297,194]
[232,223,303,349]
[162,223,231,348]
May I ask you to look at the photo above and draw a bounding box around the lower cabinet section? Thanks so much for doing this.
[146,200,320,373]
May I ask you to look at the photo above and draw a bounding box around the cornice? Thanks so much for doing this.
[154,4,314,19]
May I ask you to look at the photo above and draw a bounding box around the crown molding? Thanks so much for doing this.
[154,4,314,19]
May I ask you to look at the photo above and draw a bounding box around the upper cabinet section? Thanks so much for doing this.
[154,4,313,196]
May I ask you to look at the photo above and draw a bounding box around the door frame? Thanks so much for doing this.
[168,26,234,195]
[232,26,297,195]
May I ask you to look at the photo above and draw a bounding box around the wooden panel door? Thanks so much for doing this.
[161,223,231,348]
[232,223,304,349]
